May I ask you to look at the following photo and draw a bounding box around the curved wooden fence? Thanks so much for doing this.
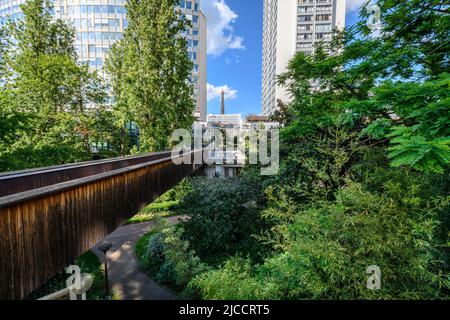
[0,150,203,300]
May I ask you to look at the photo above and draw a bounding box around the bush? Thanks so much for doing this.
[190,257,281,300]
[178,177,266,262]
[192,182,449,300]
[140,226,209,294]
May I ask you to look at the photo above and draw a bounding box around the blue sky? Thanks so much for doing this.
[201,0,367,116]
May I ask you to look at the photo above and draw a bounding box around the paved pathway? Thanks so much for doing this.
[92,217,183,300]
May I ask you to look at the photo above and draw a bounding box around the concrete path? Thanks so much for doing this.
[92,217,183,300]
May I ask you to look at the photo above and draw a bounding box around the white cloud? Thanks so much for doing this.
[207,83,238,101]
[201,0,245,56]
[346,0,368,12]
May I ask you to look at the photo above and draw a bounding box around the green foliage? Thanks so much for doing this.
[135,229,158,261]
[144,200,180,213]
[362,0,450,77]
[190,1,450,300]
[0,0,123,171]
[193,181,449,300]
[178,177,266,262]
[363,119,391,140]
[272,124,362,205]
[137,176,268,296]
[156,178,193,203]
[190,257,280,300]
[268,100,294,127]
[128,179,192,224]
[127,200,180,224]
[368,74,450,173]
[25,250,112,300]
[140,226,209,295]
[106,0,195,152]
[387,128,450,174]
[277,1,450,174]
[87,107,130,158]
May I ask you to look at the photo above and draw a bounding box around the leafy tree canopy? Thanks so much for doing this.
[107,0,195,152]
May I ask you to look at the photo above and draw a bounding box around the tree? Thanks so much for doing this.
[0,26,8,79]
[106,0,195,152]
[192,180,449,300]
[268,100,294,126]
[363,0,450,78]
[189,0,450,300]
[367,74,450,173]
[356,1,450,173]
[277,0,449,174]
[0,0,117,171]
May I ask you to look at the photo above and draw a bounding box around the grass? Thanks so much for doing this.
[126,200,180,224]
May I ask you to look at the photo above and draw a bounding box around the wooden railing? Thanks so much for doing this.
[0,150,204,300]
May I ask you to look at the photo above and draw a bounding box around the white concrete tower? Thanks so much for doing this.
[262,0,346,116]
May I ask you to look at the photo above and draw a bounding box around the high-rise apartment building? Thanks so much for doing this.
[182,1,207,121]
[0,0,207,120]
[262,0,346,116]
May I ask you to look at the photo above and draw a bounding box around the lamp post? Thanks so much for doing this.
[98,242,113,296]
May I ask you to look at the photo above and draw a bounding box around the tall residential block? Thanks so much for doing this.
[0,0,207,120]
[262,0,346,116]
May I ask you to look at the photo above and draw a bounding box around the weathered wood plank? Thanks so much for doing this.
[0,151,172,197]
[0,150,203,299]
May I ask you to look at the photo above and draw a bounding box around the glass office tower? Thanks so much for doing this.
[0,0,207,120]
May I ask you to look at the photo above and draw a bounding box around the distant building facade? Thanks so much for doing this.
[206,113,243,128]
[262,0,346,116]
[0,0,207,120]
[245,114,279,130]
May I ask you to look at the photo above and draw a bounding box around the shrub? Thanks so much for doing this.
[179,177,266,262]
[140,226,209,294]
[190,257,281,300]
[192,182,449,300]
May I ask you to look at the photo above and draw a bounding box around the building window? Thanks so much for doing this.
[298,6,313,13]
[298,33,312,40]
[298,15,312,22]
[297,42,312,49]
[316,33,331,40]
[317,5,332,12]
[316,24,331,31]
[298,24,312,31]
[316,14,331,21]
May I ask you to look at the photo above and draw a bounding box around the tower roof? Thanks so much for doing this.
[220,89,225,115]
